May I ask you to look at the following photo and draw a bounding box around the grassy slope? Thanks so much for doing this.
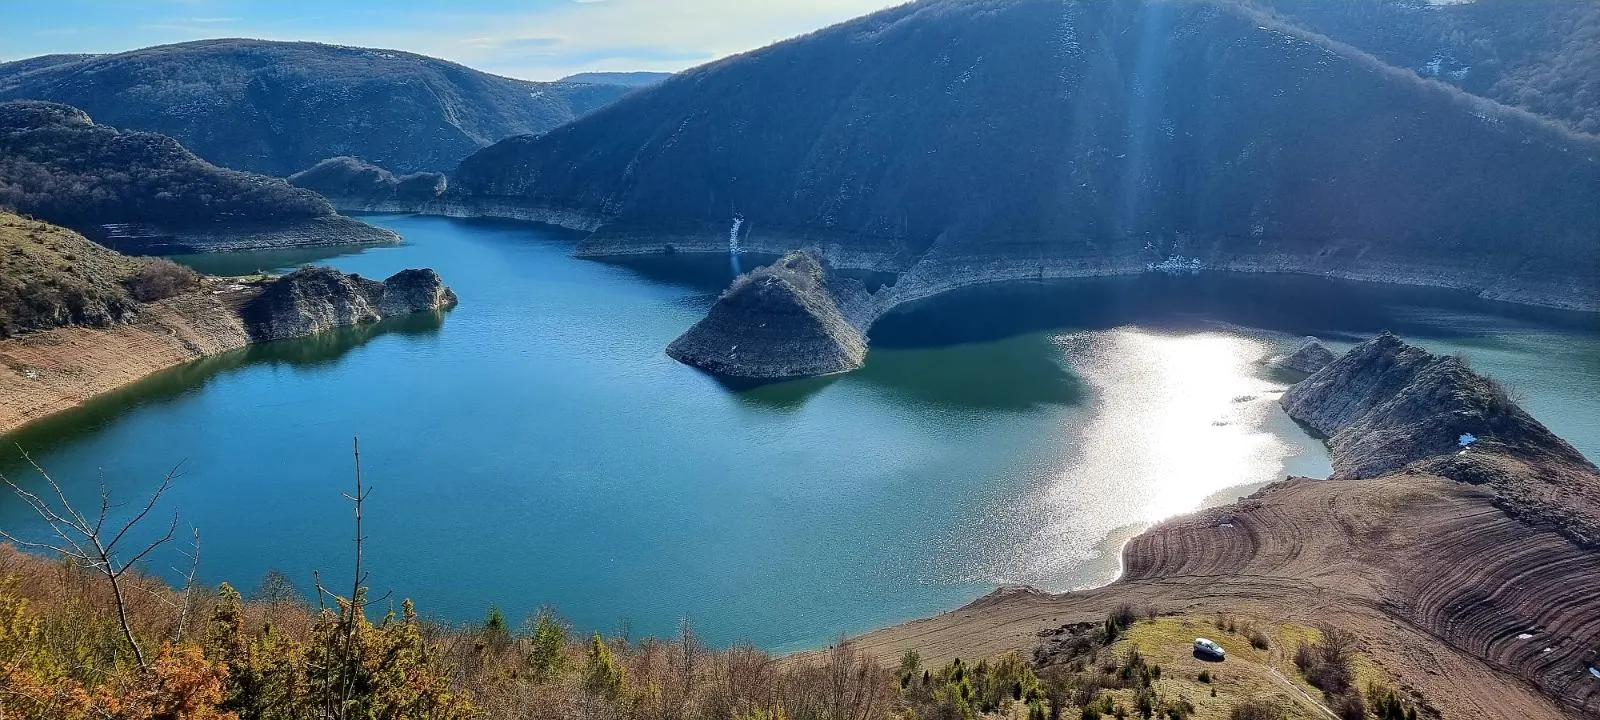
[0,212,140,336]
[1104,617,1383,719]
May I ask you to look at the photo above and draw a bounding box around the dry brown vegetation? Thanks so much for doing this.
[0,212,198,338]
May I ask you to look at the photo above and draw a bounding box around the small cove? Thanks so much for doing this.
[2,214,1597,652]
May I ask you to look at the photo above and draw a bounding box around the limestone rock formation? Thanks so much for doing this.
[1272,336,1336,374]
[241,267,456,343]
[378,269,458,316]
[1282,332,1598,545]
[666,251,869,379]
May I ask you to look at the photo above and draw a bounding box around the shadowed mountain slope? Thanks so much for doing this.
[449,0,1600,311]
[0,100,396,254]
[1255,0,1600,135]
[0,39,645,175]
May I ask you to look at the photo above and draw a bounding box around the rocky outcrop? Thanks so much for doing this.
[377,269,458,316]
[240,267,456,343]
[666,251,869,379]
[1272,337,1336,374]
[1282,332,1599,545]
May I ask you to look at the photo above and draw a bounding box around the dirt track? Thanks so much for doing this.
[0,284,253,435]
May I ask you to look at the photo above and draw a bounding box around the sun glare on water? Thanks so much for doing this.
[976,327,1309,590]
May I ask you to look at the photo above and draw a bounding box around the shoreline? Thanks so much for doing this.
[337,205,1600,316]
[0,282,254,437]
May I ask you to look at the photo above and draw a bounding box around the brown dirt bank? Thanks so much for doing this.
[845,466,1600,719]
[0,281,254,435]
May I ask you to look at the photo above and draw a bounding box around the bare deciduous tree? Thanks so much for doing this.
[0,448,184,670]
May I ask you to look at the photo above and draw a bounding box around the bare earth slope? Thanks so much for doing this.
[850,336,1600,719]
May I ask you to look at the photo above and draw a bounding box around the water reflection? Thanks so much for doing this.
[170,245,374,277]
[847,334,1087,411]
[948,328,1327,591]
[248,311,446,369]
[0,312,447,457]
[871,274,1598,349]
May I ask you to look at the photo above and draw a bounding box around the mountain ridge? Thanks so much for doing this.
[0,39,646,175]
[437,0,1600,313]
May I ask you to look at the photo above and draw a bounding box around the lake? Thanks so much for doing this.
[2,214,1597,651]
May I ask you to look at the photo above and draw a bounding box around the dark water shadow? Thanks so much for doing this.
[246,310,446,369]
[869,274,1600,350]
[0,312,447,457]
[846,334,1089,412]
[169,245,376,276]
[725,374,845,412]
[590,253,779,295]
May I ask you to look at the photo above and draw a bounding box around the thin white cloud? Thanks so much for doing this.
[287,0,905,80]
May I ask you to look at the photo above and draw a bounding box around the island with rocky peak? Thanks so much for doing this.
[666,250,871,380]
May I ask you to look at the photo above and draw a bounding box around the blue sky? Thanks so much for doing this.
[1,0,900,80]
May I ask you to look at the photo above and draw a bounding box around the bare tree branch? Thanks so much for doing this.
[0,447,188,671]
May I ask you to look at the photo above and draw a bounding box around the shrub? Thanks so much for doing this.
[582,632,625,699]
[1196,670,1211,684]
[1228,698,1279,720]
[125,259,199,302]
[524,608,569,681]
[1368,682,1419,720]
[482,606,510,650]
[1335,692,1366,720]
[1295,625,1359,696]
[1249,629,1271,651]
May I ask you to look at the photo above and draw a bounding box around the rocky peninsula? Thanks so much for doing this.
[666,251,870,379]
[287,156,448,214]
[241,266,457,343]
[845,334,1600,719]
[0,215,455,435]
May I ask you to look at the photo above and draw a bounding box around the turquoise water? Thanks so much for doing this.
[2,214,1596,651]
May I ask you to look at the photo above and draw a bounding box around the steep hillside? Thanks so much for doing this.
[0,212,201,338]
[449,0,1600,312]
[0,39,642,175]
[0,101,396,254]
[1256,0,1600,135]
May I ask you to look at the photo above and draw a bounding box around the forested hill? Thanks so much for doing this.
[1256,0,1600,135]
[0,39,645,176]
[447,0,1600,309]
[0,101,333,233]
